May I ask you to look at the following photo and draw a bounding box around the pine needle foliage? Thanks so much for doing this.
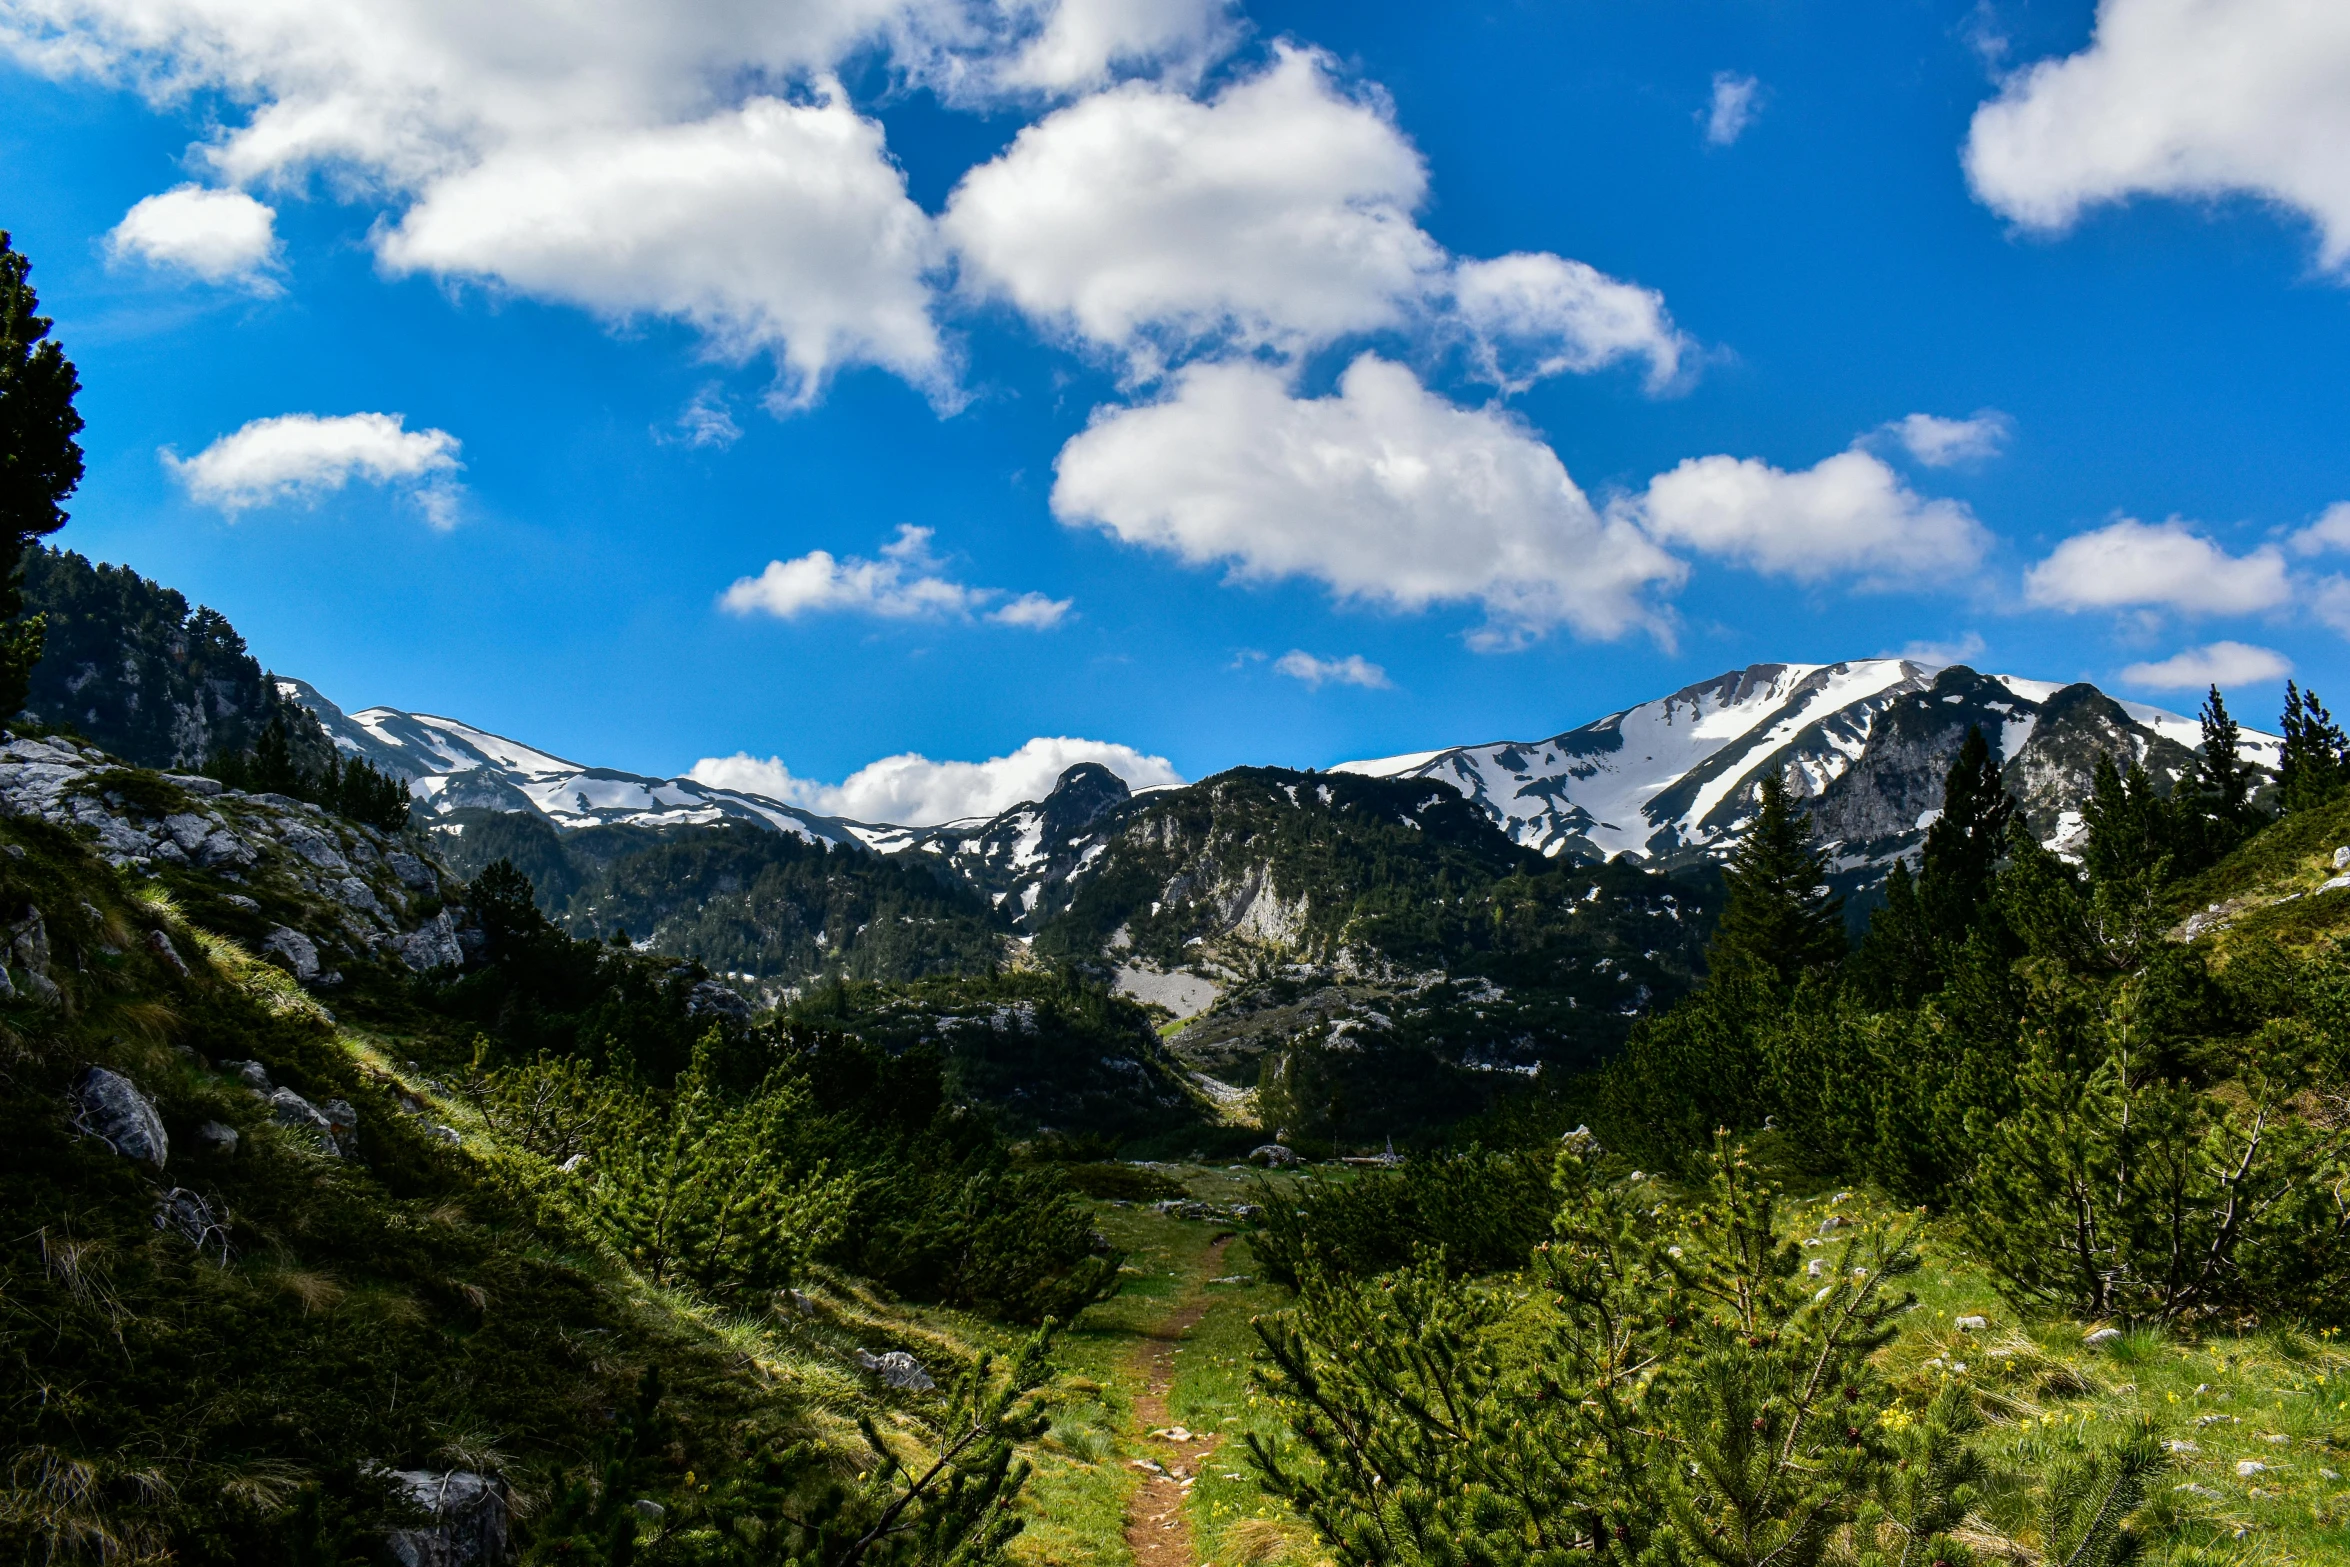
[1247,1138,1963,1567]
[1711,774,1845,988]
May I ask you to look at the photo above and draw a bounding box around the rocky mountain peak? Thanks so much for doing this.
[1040,762,1130,836]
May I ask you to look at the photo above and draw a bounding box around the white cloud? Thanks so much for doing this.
[6,0,975,400]
[690,735,1183,825]
[981,0,1236,95]
[164,411,462,527]
[1965,0,2350,269]
[990,591,1073,628]
[1051,353,1685,647]
[1624,446,1990,586]
[2121,641,2293,690]
[1887,410,2011,467]
[943,45,1682,393]
[1892,631,1989,668]
[376,89,943,405]
[105,184,279,288]
[719,524,1065,626]
[1448,252,1689,393]
[1703,72,1760,147]
[2291,501,2350,556]
[1273,650,1389,689]
[944,46,1441,359]
[661,386,742,450]
[2023,517,2291,615]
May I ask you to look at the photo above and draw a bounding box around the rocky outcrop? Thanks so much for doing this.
[72,1066,168,1166]
[383,1469,510,1567]
[0,732,465,984]
[856,1349,936,1392]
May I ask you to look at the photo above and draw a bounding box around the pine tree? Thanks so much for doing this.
[2080,753,2174,891]
[2277,682,2348,811]
[1917,726,2016,946]
[1711,772,1845,986]
[1249,1137,1963,1567]
[1850,858,1942,1008]
[2194,684,2253,821]
[0,232,83,717]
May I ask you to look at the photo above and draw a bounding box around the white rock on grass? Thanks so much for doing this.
[73,1066,168,1166]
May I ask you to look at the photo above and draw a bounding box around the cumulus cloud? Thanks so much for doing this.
[1623,446,1990,586]
[1965,0,2350,269]
[944,46,1684,391]
[1886,410,2011,467]
[1051,354,1685,647]
[1448,253,1689,393]
[164,412,462,527]
[105,185,279,288]
[944,46,1441,359]
[3,0,982,400]
[719,524,1067,626]
[2023,517,2291,615]
[981,0,1237,95]
[2291,501,2350,556]
[375,88,945,404]
[1273,650,1389,689]
[689,735,1182,825]
[1702,72,1760,147]
[2121,641,2293,690]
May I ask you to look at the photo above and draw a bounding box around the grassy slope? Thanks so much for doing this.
[0,797,1116,1561]
[2167,795,2350,956]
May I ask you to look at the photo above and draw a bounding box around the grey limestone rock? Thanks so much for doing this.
[386,850,439,892]
[269,1087,342,1156]
[384,1469,511,1567]
[225,1059,272,1093]
[162,773,224,797]
[73,1066,169,1166]
[856,1349,936,1392]
[146,928,190,976]
[262,926,322,981]
[162,813,214,853]
[1248,1143,1299,1168]
[686,979,753,1021]
[197,1120,240,1154]
[392,911,464,972]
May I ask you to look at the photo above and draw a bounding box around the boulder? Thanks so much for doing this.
[383,1469,511,1567]
[162,773,224,797]
[269,1088,341,1156]
[154,1187,230,1259]
[1248,1143,1299,1168]
[196,831,258,869]
[392,912,464,973]
[9,906,50,975]
[196,1120,240,1155]
[225,1060,272,1093]
[1954,1314,1988,1332]
[386,851,439,892]
[856,1349,936,1392]
[686,980,753,1022]
[146,928,190,977]
[2083,1327,2123,1347]
[262,926,322,982]
[73,1066,169,1166]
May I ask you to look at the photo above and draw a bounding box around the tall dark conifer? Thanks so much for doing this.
[1918,725,2016,945]
[2277,681,2347,812]
[2195,684,2252,820]
[1710,771,1844,986]
[0,231,84,716]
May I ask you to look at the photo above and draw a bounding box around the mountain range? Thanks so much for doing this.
[286,656,2278,899]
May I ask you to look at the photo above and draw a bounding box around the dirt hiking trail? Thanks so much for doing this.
[1120,1234,1232,1567]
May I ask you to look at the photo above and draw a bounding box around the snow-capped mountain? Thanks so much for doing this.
[1334,659,2280,874]
[278,679,863,844]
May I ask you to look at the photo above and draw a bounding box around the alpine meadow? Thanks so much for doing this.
[5,3,2350,1566]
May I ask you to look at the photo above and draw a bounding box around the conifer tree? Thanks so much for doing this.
[1249,1137,1964,1567]
[2277,681,2348,811]
[0,232,82,717]
[585,1030,855,1298]
[1850,858,1941,1008]
[1712,772,1845,986]
[1917,726,2015,946]
[2080,753,2174,890]
[2193,684,2253,822]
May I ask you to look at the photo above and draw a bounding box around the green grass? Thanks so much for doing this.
[2167,795,2350,955]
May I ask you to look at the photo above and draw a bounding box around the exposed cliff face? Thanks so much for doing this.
[18,547,332,774]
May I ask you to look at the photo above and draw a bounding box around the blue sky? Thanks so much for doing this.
[4,0,2349,821]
